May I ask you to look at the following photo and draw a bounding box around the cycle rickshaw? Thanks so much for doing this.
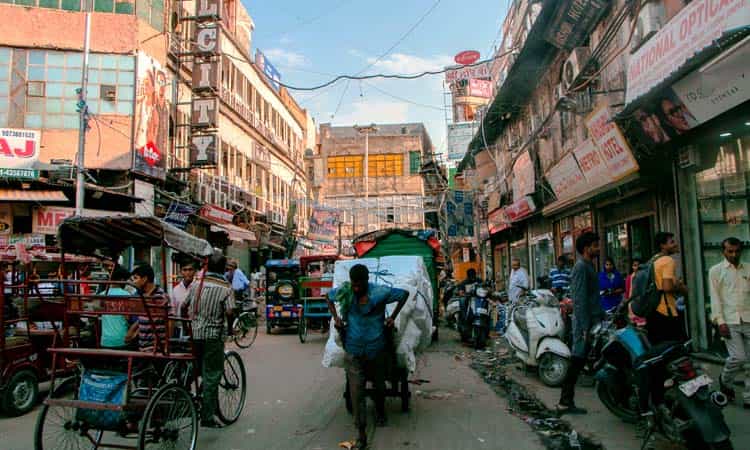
[33,215,247,450]
[297,254,338,343]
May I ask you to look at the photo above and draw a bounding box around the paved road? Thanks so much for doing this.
[0,329,544,450]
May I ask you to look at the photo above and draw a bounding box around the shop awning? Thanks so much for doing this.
[209,222,257,243]
[0,189,68,202]
[542,173,639,217]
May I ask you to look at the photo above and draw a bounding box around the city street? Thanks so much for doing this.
[0,329,544,450]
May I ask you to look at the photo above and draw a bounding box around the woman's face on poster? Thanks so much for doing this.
[661,98,690,133]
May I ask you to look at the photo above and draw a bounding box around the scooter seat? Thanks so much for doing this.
[514,308,529,332]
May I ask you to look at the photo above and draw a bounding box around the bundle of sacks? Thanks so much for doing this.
[321,256,434,372]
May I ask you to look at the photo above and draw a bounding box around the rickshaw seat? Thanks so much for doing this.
[4,335,30,348]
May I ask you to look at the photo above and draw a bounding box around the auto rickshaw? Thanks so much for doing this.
[297,255,339,343]
[264,259,302,334]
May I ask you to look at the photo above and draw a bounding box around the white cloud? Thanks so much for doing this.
[263,48,308,67]
[365,53,453,75]
[278,36,293,45]
[331,99,409,126]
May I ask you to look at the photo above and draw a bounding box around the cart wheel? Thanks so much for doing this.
[2,369,39,416]
[344,377,353,414]
[35,376,98,450]
[233,311,258,349]
[138,384,197,450]
[217,351,247,425]
[400,373,410,412]
[298,312,308,343]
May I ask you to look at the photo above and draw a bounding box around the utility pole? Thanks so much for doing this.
[354,124,377,233]
[75,0,93,216]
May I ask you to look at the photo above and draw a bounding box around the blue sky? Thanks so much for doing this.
[245,0,510,155]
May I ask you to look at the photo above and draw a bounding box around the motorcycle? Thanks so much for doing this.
[505,289,571,387]
[463,285,491,349]
[595,328,732,450]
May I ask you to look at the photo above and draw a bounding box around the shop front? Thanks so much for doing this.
[488,206,510,289]
[528,217,554,286]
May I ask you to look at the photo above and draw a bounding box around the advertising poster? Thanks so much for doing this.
[0,128,40,169]
[133,53,170,180]
[446,122,477,162]
[308,206,341,244]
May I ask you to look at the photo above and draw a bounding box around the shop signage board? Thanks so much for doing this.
[446,121,478,161]
[488,207,510,235]
[445,62,491,83]
[32,206,114,235]
[626,0,750,105]
[455,50,481,65]
[308,206,341,244]
[0,128,40,169]
[506,195,536,222]
[546,152,586,202]
[585,104,639,180]
[255,50,282,92]
[190,134,218,166]
[133,54,169,181]
[469,79,492,98]
[512,150,535,202]
[545,0,608,49]
[200,204,234,224]
[164,201,198,230]
[0,234,46,257]
[0,168,39,179]
[573,139,610,185]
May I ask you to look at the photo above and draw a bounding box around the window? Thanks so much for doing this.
[0,48,9,126]
[327,156,363,178]
[137,0,164,31]
[368,154,403,177]
[5,0,134,13]
[22,49,135,129]
[409,151,421,174]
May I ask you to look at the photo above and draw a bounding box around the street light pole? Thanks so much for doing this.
[354,124,377,233]
[75,1,93,216]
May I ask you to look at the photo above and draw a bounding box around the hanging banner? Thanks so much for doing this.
[546,152,586,202]
[545,0,608,49]
[164,202,198,230]
[488,207,510,235]
[446,121,477,162]
[445,190,474,239]
[585,104,639,180]
[308,206,341,244]
[468,79,493,98]
[445,62,491,83]
[506,195,536,222]
[512,150,535,202]
[133,53,169,180]
[625,0,750,105]
[0,128,40,169]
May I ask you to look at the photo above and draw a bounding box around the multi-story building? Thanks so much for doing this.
[315,123,433,239]
[0,0,312,274]
[457,0,750,352]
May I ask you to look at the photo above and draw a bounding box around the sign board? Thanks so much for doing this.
[512,150,535,202]
[0,168,39,179]
[200,204,234,224]
[190,4,221,169]
[445,62,491,83]
[546,152,586,202]
[488,207,510,235]
[255,50,282,92]
[462,247,470,262]
[626,0,750,105]
[446,121,477,161]
[196,0,221,20]
[309,206,341,244]
[164,202,197,230]
[585,104,639,180]
[32,206,114,235]
[133,54,169,180]
[191,98,219,129]
[468,78,492,98]
[0,128,40,169]
[545,0,608,49]
[190,134,218,166]
[506,196,536,222]
[445,190,474,239]
[573,139,610,185]
[192,60,220,93]
[455,50,481,65]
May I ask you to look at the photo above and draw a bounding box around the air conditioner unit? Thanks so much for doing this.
[101,85,117,101]
[561,47,590,91]
[633,2,665,51]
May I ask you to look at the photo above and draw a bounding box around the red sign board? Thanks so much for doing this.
[469,79,492,98]
[200,204,234,224]
[454,50,481,65]
[506,196,536,222]
[488,208,510,235]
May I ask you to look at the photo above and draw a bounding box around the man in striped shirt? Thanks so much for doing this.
[549,256,572,294]
[182,250,237,428]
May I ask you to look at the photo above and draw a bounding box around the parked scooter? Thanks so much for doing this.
[463,285,492,349]
[595,328,732,450]
[505,289,570,387]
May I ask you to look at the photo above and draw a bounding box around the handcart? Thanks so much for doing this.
[297,255,339,343]
[33,216,247,450]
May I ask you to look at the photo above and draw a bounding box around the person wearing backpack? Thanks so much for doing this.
[709,237,750,408]
[644,232,688,343]
[557,231,603,415]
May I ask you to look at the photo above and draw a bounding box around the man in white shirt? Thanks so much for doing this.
[508,258,530,303]
[171,262,196,320]
[709,237,750,407]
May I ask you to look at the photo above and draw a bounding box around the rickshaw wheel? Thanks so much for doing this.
[137,384,197,450]
[35,376,101,450]
[232,311,258,349]
[217,351,247,425]
[298,312,308,343]
[2,369,39,416]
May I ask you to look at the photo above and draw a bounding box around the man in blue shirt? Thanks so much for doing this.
[549,255,572,295]
[327,264,409,449]
[225,260,250,302]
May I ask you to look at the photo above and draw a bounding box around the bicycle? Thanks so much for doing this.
[232,295,259,349]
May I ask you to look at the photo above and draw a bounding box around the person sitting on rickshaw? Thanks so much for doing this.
[182,250,236,428]
[101,266,138,350]
[327,264,409,449]
[128,264,168,353]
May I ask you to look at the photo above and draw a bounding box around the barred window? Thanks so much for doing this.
[327,156,363,178]
[368,154,403,177]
